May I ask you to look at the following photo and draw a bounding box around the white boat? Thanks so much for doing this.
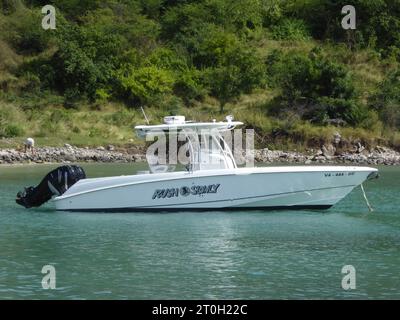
[48,116,378,212]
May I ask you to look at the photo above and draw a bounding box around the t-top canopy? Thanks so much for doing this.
[135,117,243,137]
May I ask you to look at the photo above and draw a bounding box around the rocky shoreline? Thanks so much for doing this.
[0,144,146,165]
[1,143,400,166]
[254,146,400,166]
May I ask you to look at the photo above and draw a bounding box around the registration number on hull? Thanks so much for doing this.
[324,172,355,177]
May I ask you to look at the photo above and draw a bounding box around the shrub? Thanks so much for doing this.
[369,68,400,128]
[197,29,265,112]
[95,88,111,103]
[270,18,310,41]
[146,47,187,71]
[115,65,175,106]
[159,95,184,115]
[49,109,71,124]
[312,97,366,126]
[18,72,41,92]
[266,48,359,125]
[45,20,125,102]
[173,68,207,104]
[261,0,283,27]
[284,0,400,54]
[105,109,137,126]
[63,87,81,109]
[5,7,53,54]
[0,123,25,138]
[161,0,262,41]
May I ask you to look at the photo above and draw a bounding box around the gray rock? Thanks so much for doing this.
[356,142,365,153]
[315,149,323,156]
[333,132,341,144]
[65,154,76,162]
[314,155,326,161]
[322,144,336,157]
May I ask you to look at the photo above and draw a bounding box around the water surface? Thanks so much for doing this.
[0,163,399,299]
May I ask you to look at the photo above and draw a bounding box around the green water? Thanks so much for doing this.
[0,163,399,299]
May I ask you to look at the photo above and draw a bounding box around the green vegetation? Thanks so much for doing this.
[0,0,399,150]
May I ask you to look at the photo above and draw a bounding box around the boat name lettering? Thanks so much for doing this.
[152,184,220,199]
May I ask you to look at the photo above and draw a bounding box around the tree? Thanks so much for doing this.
[115,64,175,106]
[207,42,265,113]
[369,69,400,128]
[266,48,363,125]
[55,26,123,100]
[284,0,400,53]
[4,5,53,54]
[162,0,263,41]
[173,67,207,104]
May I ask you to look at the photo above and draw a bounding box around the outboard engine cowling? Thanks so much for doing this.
[16,165,86,208]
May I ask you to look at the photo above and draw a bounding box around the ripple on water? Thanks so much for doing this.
[0,164,399,299]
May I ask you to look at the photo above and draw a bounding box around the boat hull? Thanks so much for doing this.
[53,166,377,212]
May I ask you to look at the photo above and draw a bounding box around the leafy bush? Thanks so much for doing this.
[18,72,41,92]
[284,0,400,53]
[49,108,71,124]
[369,69,400,128]
[271,18,310,41]
[312,97,366,126]
[0,123,25,138]
[189,24,238,67]
[159,95,184,115]
[95,88,111,103]
[266,48,360,125]
[49,22,124,101]
[173,68,207,104]
[81,5,160,51]
[26,0,101,20]
[204,33,265,112]
[146,47,187,71]
[5,7,53,54]
[1,0,21,15]
[105,109,137,126]
[162,0,262,41]
[261,0,283,27]
[115,65,175,106]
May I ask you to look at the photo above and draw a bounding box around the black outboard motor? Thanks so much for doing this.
[16,165,86,208]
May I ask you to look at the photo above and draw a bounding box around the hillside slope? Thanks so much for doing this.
[0,0,399,151]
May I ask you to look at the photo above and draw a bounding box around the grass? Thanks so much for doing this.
[0,101,144,148]
[0,92,389,152]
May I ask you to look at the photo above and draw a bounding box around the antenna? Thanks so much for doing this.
[141,106,150,125]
